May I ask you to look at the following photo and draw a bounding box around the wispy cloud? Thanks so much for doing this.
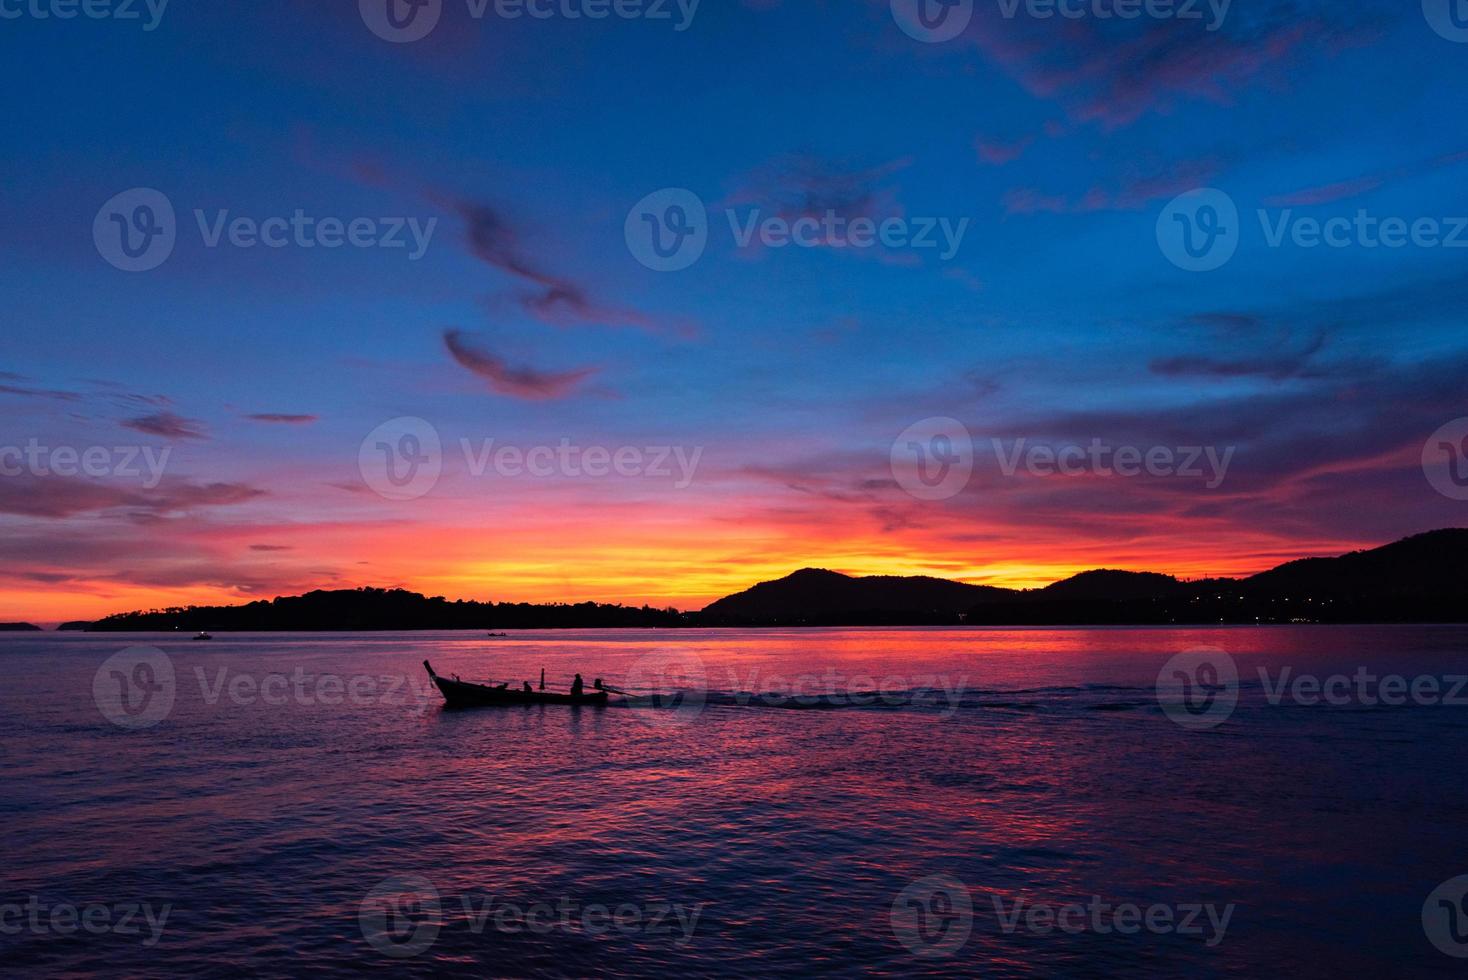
[443,329,598,400]
[976,136,1033,166]
[908,1,1396,130]
[1003,157,1220,214]
[1149,332,1330,381]
[726,155,911,229]
[0,375,81,402]
[1263,149,1468,207]
[455,200,654,331]
[0,475,264,519]
[121,412,208,440]
[247,413,319,425]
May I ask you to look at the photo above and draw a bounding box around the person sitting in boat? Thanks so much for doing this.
[571,673,584,697]
[523,681,533,693]
[593,678,604,691]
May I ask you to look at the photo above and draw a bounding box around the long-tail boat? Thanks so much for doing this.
[423,661,609,708]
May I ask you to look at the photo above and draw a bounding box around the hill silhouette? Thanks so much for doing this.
[699,568,1013,623]
[75,529,1468,630]
[699,529,1468,625]
[86,588,683,632]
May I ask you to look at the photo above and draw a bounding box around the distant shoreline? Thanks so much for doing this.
[28,529,1468,634]
[26,621,1468,634]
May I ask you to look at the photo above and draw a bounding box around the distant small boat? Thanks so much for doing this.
[423,661,608,708]
[193,632,213,641]
[486,632,509,638]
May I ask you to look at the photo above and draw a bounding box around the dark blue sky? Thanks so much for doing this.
[3,0,1467,619]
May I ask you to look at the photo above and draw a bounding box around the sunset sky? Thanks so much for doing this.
[3,0,1467,623]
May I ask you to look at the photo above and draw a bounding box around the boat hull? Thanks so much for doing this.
[424,661,609,709]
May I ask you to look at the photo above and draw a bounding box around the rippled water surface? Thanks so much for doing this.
[5,627,1468,977]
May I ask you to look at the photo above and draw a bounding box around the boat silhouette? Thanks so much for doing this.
[423,661,609,708]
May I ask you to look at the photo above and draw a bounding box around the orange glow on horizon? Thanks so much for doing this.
[0,504,1389,626]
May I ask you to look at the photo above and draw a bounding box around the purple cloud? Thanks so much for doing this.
[443,329,598,400]
[122,412,208,440]
[0,475,264,519]
[455,201,653,331]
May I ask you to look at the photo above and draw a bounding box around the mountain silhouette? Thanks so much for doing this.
[1036,570,1185,602]
[1241,529,1468,597]
[698,529,1468,625]
[73,529,1468,630]
[699,568,1013,621]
